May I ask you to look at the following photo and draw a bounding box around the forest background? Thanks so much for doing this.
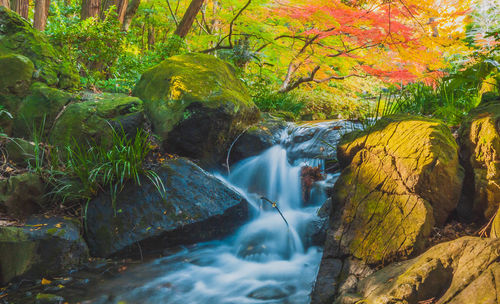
[1,0,499,124]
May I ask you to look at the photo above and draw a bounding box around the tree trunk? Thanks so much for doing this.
[173,0,204,38]
[34,0,51,30]
[101,0,127,22]
[121,0,139,31]
[11,0,29,19]
[0,0,9,8]
[148,25,155,48]
[81,0,100,20]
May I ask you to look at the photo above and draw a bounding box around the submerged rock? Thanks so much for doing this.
[0,216,88,285]
[0,7,78,89]
[458,92,500,220]
[85,158,249,257]
[133,53,260,167]
[335,237,500,304]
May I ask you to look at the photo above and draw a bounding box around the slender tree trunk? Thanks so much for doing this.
[81,0,100,20]
[121,0,139,31]
[101,0,127,22]
[34,0,50,30]
[174,0,204,38]
[0,0,9,8]
[148,25,155,48]
[10,0,29,19]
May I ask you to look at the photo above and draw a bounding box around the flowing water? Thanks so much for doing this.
[72,120,351,304]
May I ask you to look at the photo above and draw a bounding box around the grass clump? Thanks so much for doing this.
[49,128,165,209]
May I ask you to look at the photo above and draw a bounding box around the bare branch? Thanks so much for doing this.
[166,0,178,26]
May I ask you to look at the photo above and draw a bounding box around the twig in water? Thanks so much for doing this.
[260,196,289,228]
[225,125,252,175]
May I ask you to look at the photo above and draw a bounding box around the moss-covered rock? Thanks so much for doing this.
[85,158,249,257]
[458,93,500,220]
[0,53,34,95]
[0,173,46,219]
[5,137,36,166]
[0,6,78,89]
[328,115,463,264]
[335,237,500,304]
[49,93,144,148]
[12,82,74,139]
[0,216,88,285]
[133,53,259,166]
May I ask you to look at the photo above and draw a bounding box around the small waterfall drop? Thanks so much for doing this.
[74,120,347,304]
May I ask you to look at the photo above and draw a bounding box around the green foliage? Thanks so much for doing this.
[49,128,165,209]
[248,76,305,118]
[46,4,124,86]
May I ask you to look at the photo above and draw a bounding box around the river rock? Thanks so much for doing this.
[458,92,500,220]
[133,53,260,167]
[331,115,463,263]
[85,158,249,257]
[229,113,287,165]
[312,116,463,303]
[0,173,46,219]
[0,7,78,89]
[0,216,89,285]
[49,93,144,148]
[335,236,500,304]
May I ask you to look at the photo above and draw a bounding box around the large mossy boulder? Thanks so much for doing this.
[0,216,88,285]
[133,53,260,166]
[85,158,249,257]
[0,173,46,219]
[335,237,500,304]
[0,7,78,89]
[49,93,144,148]
[458,93,500,220]
[327,115,463,264]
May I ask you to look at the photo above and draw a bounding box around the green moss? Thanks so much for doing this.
[0,54,34,95]
[133,53,255,139]
[13,82,74,139]
[0,6,79,89]
[49,93,143,148]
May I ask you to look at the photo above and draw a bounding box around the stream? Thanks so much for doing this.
[70,120,351,304]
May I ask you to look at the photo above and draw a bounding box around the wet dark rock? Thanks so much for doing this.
[0,216,89,285]
[305,199,331,247]
[229,114,287,165]
[282,121,358,164]
[85,158,249,257]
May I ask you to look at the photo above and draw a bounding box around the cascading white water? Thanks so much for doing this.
[78,121,346,304]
